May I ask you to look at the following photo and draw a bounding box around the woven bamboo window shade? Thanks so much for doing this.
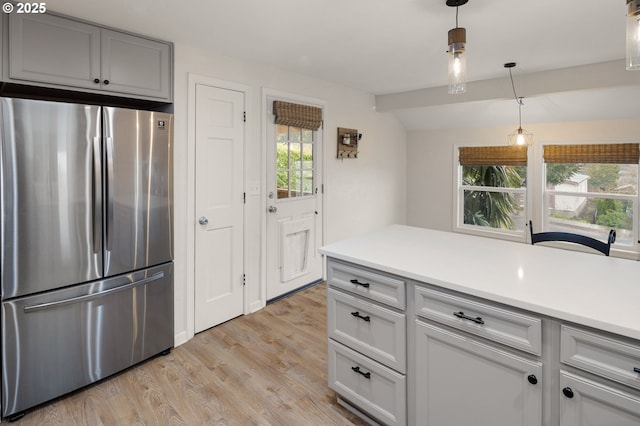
[459,145,528,166]
[273,100,323,130]
[543,143,640,164]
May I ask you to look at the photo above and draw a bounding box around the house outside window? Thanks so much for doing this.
[455,145,530,241]
[542,143,639,255]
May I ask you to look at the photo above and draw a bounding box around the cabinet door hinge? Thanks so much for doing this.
[243,274,246,286]
[243,192,246,204]
[243,111,246,122]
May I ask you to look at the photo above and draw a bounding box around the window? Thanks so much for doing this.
[456,145,529,240]
[276,124,315,199]
[272,100,322,200]
[542,143,639,253]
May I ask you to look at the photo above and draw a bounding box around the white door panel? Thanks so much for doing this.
[279,214,314,282]
[194,85,244,333]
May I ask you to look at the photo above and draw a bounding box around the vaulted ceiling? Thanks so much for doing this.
[48,0,640,130]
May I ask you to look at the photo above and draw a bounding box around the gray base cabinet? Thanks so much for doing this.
[7,12,172,101]
[326,259,407,425]
[559,371,640,426]
[415,320,542,426]
[325,256,640,425]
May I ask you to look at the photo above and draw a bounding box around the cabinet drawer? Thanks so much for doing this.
[327,260,405,309]
[328,339,406,426]
[561,325,640,391]
[415,285,542,355]
[328,288,406,373]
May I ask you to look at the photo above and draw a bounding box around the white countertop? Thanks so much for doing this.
[320,224,640,341]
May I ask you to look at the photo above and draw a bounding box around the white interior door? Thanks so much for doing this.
[194,84,244,333]
[266,98,323,301]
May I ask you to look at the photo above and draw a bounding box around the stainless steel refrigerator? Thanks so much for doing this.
[0,97,174,419]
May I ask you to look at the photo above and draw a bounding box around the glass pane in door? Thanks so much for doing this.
[275,124,315,200]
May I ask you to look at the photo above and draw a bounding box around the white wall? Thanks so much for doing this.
[173,43,407,344]
[407,119,640,232]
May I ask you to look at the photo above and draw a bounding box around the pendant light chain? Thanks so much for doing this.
[507,66,524,128]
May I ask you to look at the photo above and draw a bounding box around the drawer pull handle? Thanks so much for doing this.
[351,311,371,322]
[350,279,370,288]
[634,367,640,374]
[453,311,485,325]
[351,366,371,379]
[562,387,574,399]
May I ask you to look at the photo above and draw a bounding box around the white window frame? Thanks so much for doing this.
[453,144,532,243]
[539,144,640,260]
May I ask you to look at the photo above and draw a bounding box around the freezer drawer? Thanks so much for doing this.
[1,262,173,418]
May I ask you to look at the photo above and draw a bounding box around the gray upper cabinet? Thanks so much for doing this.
[100,29,171,100]
[7,13,172,101]
[8,13,101,90]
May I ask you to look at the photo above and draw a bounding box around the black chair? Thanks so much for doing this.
[528,220,616,256]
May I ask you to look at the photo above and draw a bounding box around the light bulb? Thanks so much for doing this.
[516,131,526,146]
[453,55,462,76]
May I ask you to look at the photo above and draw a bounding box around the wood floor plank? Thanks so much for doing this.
[11,282,366,425]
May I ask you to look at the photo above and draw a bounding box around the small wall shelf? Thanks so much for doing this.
[337,127,361,159]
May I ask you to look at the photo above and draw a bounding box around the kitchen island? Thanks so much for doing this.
[321,225,640,426]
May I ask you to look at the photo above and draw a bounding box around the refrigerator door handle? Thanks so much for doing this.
[105,136,115,252]
[22,272,164,313]
[92,136,102,254]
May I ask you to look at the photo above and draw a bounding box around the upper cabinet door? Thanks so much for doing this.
[8,13,101,89]
[100,29,171,100]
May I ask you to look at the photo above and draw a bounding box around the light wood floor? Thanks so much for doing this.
[12,282,366,425]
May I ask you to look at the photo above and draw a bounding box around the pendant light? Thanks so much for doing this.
[446,0,468,94]
[627,0,640,70]
[505,62,533,146]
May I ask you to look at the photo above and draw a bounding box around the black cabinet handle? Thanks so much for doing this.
[93,78,100,84]
[350,279,370,288]
[527,374,538,385]
[351,366,371,379]
[453,311,485,325]
[351,311,371,322]
[562,387,574,398]
[634,367,640,374]
[103,79,110,85]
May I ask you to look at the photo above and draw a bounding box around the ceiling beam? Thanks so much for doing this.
[375,59,640,112]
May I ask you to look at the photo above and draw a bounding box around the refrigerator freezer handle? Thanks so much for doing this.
[22,271,164,313]
[105,136,115,251]
[92,136,102,254]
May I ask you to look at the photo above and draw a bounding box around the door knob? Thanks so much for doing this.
[268,206,277,213]
[198,216,208,225]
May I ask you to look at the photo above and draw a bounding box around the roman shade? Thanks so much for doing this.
[273,100,323,131]
[459,145,528,166]
[543,143,640,164]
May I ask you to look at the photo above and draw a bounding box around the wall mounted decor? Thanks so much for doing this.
[337,127,362,159]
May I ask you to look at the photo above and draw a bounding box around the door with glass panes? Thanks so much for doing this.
[266,97,323,300]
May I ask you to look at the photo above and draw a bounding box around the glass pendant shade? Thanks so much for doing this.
[448,27,467,94]
[627,0,640,70]
[508,127,533,146]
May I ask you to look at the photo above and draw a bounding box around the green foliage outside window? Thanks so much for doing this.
[277,144,313,194]
[462,165,525,230]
